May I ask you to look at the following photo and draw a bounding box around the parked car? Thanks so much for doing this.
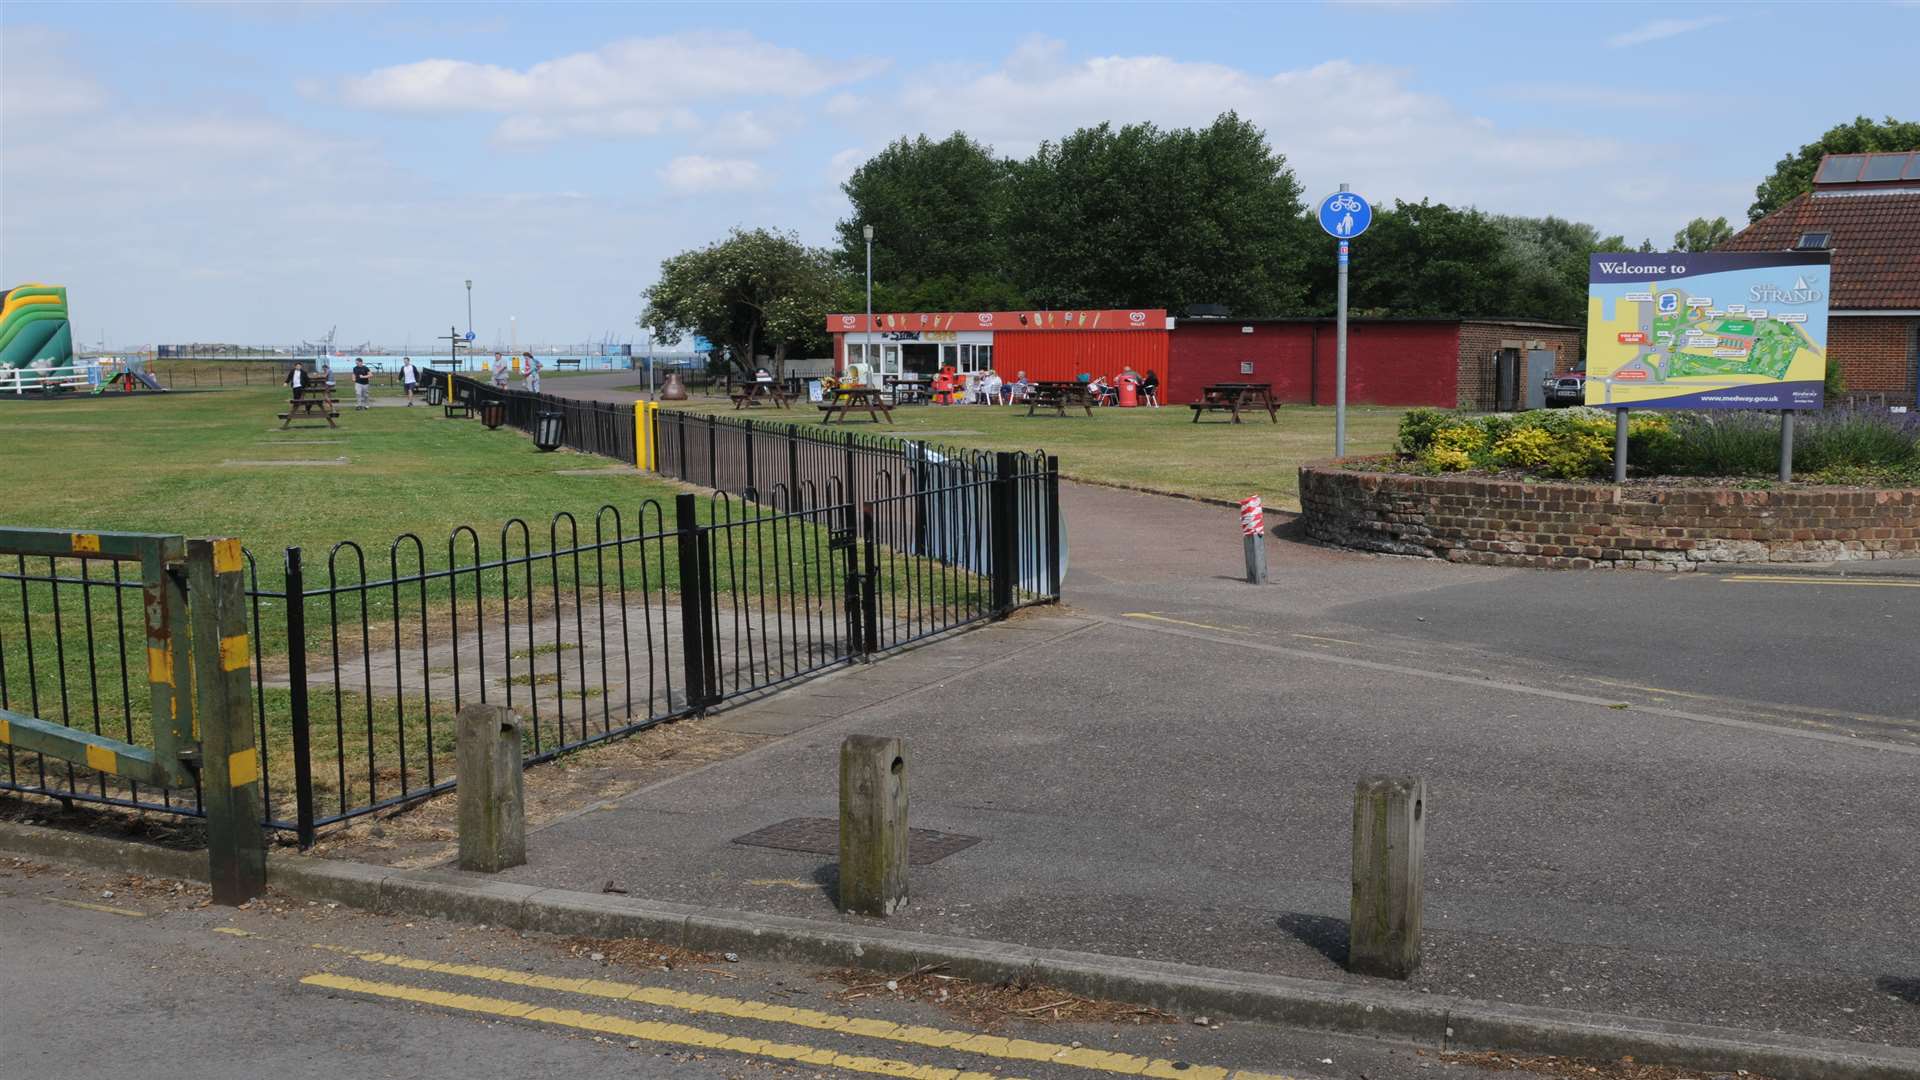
[1543,369,1586,408]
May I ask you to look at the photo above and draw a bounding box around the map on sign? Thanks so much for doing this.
[1585,251,1831,410]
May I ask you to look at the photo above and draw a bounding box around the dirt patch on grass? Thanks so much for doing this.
[304,715,765,867]
[818,964,1175,1031]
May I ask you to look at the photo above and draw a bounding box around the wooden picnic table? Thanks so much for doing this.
[818,386,894,424]
[279,391,339,428]
[1027,381,1096,417]
[730,382,793,410]
[1190,382,1279,424]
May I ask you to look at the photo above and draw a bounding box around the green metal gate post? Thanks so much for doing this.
[188,537,266,905]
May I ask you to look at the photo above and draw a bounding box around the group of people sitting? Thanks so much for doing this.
[846,366,1162,406]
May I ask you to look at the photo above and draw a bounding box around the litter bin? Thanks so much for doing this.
[481,401,506,429]
[1117,378,1138,408]
[426,384,444,407]
[533,410,565,451]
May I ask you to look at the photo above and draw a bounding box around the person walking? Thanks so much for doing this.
[351,357,372,410]
[400,357,418,405]
[522,352,541,394]
[491,353,510,391]
[285,360,308,401]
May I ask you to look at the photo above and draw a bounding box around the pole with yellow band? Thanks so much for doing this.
[188,536,266,905]
[633,400,660,471]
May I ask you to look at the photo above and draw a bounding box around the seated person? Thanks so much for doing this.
[977,370,1003,404]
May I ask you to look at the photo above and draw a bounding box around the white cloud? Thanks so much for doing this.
[0,27,108,125]
[658,155,767,194]
[1606,16,1729,47]
[886,37,1615,192]
[700,110,783,153]
[827,147,868,185]
[337,32,886,143]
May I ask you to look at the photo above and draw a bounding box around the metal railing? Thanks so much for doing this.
[3,388,1062,847]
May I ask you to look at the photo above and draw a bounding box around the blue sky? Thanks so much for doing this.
[3,1,1915,348]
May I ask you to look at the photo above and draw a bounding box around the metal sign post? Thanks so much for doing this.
[1318,186,1372,458]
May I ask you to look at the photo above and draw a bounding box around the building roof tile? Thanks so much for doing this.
[1720,188,1920,309]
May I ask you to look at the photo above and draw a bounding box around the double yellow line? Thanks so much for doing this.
[1722,574,1920,589]
[302,946,1295,1080]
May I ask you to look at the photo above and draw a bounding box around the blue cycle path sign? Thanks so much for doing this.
[1318,191,1371,239]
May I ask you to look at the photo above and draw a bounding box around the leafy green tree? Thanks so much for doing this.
[1493,214,1626,324]
[1315,199,1517,317]
[1749,115,1920,221]
[1672,215,1733,252]
[1004,112,1312,313]
[642,228,842,377]
[836,134,1020,310]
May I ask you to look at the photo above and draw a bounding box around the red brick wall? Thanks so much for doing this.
[1830,316,1919,404]
[1166,322,1461,407]
[1299,464,1920,570]
[1453,323,1585,410]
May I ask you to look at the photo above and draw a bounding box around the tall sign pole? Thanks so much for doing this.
[1318,185,1372,458]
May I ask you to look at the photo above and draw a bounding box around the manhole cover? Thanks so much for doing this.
[731,817,981,865]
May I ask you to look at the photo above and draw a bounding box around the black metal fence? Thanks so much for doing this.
[2,393,1061,846]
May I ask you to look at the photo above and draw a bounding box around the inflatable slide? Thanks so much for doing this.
[1,284,74,369]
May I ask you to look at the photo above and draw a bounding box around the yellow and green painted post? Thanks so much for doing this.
[189,536,266,905]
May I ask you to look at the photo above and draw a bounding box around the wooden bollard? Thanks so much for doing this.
[457,703,526,873]
[838,734,908,915]
[1349,776,1425,978]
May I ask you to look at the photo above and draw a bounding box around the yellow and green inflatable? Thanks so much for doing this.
[1,284,74,369]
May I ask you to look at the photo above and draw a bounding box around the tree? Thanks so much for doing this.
[836,134,1021,310]
[1001,113,1312,314]
[1314,199,1517,318]
[1672,215,1733,252]
[1494,214,1626,324]
[642,228,842,378]
[1749,115,1920,221]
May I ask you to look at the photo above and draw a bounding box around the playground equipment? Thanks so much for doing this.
[1,284,73,368]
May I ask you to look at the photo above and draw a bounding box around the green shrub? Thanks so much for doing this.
[1824,360,1847,401]
[1663,412,1780,476]
[1797,409,1920,472]
[1397,408,1450,453]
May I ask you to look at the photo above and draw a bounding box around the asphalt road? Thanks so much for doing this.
[0,857,1518,1080]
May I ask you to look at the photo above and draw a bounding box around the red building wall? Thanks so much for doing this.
[1166,321,1462,407]
[991,330,1169,383]
[1830,316,1919,404]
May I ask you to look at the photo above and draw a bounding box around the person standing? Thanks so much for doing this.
[491,353,509,391]
[522,351,541,394]
[400,357,418,405]
[351,357,372,410]
[285,360,307,400]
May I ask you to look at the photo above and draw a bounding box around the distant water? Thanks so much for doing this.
[298,354,634,375]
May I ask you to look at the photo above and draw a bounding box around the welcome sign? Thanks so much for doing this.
[1584,251,1831,409]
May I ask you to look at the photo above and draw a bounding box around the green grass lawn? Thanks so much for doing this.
[0,386,688,574]
[654,395,1407,510]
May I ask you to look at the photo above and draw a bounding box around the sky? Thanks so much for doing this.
[2,1,1916,349]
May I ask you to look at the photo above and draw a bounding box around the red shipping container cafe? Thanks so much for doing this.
[829,309,1170,386]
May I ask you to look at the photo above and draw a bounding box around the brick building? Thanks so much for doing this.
[1720,150,1920,405]
[1168,317,1581,410]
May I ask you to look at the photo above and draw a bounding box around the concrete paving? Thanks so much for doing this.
[3,857,1511,1080]
[462,481,1919,1053]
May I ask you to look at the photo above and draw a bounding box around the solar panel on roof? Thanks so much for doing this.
[1905,152,1920,181]
[1816,155,1865,182]
[1795,232,1831,250]
[1860,153,1909,181]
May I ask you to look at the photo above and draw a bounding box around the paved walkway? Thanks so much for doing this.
[466,480,1920,1052]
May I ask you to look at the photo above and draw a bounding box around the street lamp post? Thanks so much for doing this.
[465,279,473,336]
[863,224,874,385]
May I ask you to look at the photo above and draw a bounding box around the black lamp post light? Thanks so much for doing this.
[533,410,565,451]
